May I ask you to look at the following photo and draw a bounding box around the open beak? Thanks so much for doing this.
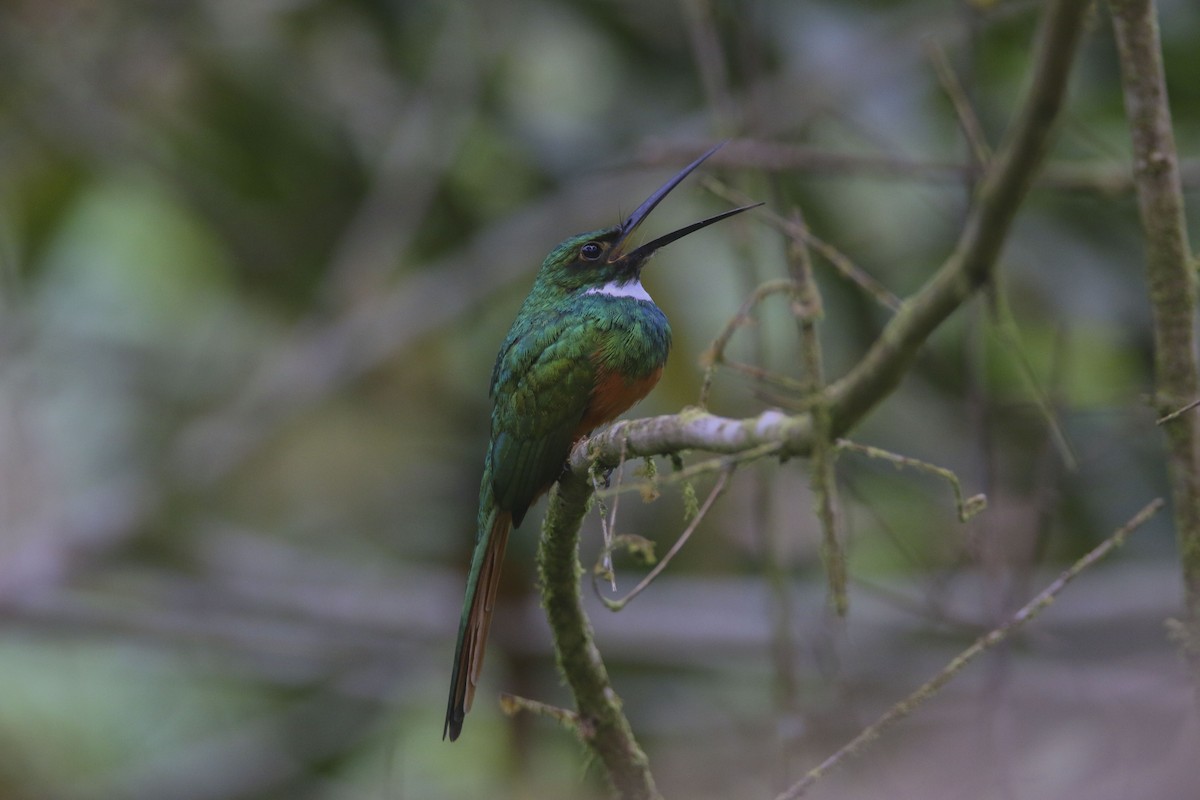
[608,141,762,265]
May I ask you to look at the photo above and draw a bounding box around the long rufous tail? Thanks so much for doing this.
[444,502,512,741]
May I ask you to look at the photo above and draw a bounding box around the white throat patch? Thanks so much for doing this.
[584,279,654,303]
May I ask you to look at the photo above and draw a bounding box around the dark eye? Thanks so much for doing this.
[580,241,604,261]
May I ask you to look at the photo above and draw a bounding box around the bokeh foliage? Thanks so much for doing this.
[0,0,1197,798]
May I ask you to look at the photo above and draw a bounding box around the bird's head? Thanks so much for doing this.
[532,143,760,296]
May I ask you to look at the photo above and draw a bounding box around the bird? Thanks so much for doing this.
[444,142,759,741]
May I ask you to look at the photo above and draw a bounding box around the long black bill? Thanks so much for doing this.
[610,141,761,262]
[624,202,762,262]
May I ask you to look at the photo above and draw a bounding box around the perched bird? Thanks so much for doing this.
[444,143,758,741]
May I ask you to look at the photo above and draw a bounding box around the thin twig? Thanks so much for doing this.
[595,441,782,500]
[989,286,1078,470]
[837,439,987,522]
[801,228,903,312]
[719,360,810,393]
[588,438,628,587]
[703,178,903,312]
[925,38,993,168]
[499,693,582,734]
[775,497,1164,800]
[597,467,734,611]
[1157,397,1200,425]
[699,279,800,407]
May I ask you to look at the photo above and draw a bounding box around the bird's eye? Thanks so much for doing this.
[580,242,604,261]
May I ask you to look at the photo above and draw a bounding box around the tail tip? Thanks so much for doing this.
[443,710,464,742]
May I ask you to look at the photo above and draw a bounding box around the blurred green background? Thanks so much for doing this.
[1,1,1198,798]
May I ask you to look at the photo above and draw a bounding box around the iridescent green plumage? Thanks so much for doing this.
[444,143,759,741]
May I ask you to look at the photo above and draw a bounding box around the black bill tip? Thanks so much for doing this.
[611,141,729,258]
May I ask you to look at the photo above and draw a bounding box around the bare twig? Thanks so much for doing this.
[591,440,630,591]
[799,227,903,312]
[1158,398,1200,425]
[699,278,799,407]
[1109,0,1200,689]
[925,38,993,168]
[836,440,988,522]
[988,287,1079,470]
[775,497,1164,799]
[596,467,733,611]
[719,361,810,394]
[703,179,902,311]
[499,693,582,734]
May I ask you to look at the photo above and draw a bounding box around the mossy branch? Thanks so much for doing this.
[1109,0,1200,693]
[532,1,1091,796]
[537,471,662,800]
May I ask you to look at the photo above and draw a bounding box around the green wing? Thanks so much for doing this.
[488,313,595,526]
